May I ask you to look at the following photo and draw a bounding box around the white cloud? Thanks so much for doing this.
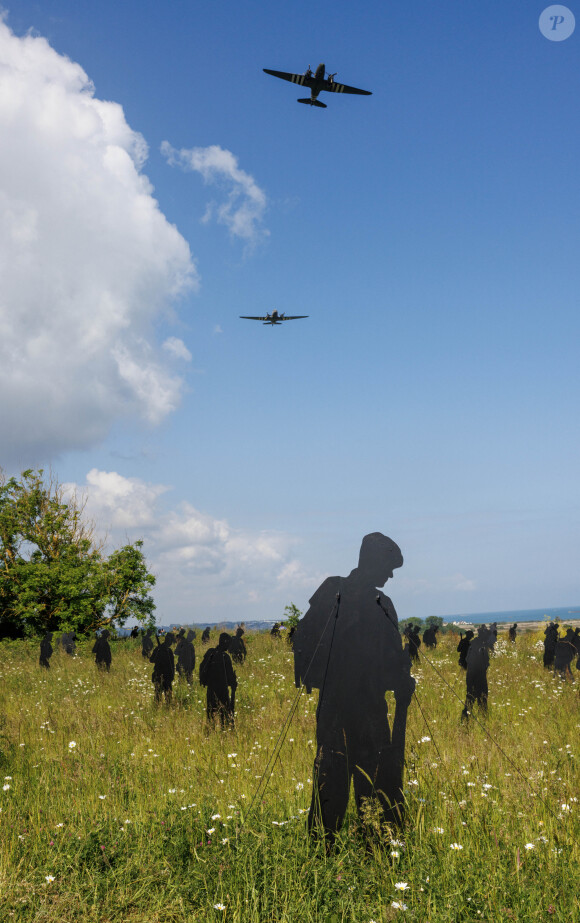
[161,141,268,247]
[162,337,192,361]
[0,19,197,463]
[67,469,319,620]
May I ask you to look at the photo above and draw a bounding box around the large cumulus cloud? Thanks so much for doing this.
[0,19,197,463]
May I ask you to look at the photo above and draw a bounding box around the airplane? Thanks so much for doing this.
[263,62,372,108]
[240,311,308,326]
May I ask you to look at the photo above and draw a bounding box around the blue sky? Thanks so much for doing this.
[1,1,578,623]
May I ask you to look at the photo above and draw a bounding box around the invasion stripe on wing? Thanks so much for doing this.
[291,74,305,85]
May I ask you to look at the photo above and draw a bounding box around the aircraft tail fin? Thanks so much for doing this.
[297,97,327,108]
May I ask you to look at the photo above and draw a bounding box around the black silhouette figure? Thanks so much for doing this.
[543,623,559,669]
[554,629,576,679]
[150,632,175,705]
[176,629,196,683]
[287,625,297,647]
[572,628,580,669]
[508,623,518,642]
[141,627,154,658]
[422,625,439,649]
[293,533,415,842]
[199,633,237,728]
[61,631,76,655]
[39,632,53,668]
[270,622,281,638]
[92,629,112,671]
[405,624,421,662]
[201,627,211,644]
[228,627,247,664]
[461,628,490,719]
[130,626,139,639]
[488,622,498,650]
[457,630,474,670]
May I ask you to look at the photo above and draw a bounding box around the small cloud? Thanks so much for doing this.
[161,141,268,247]
[213,324,223,335]
[162,337,192,361]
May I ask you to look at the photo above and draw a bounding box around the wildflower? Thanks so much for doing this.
[394,882,409,890]
[168,788,176,794]
[214,903,226,910]
[211,813,221,820]
[391,902,408,911]
[68,741,76,749]
[390,850,400,858]
[98,795,106,800]
[561,804,571,812]
[433,827,444,834]
[295,782,304,791]
[221,837,229,844]
[525,843,535,850]
[450,843,463,850]
[56,823,64,828]
[207,827,216,835]
[3,784,10,791]
[4,776,12,780]
[45,875,55,883]
[420,736,431,743]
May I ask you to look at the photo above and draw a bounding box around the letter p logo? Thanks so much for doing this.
[539,5,576,41]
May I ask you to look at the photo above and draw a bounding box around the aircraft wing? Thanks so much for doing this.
[280,315,308,321]
[263,68,309,87]
[240,316,269,321]
[326,81,372,95]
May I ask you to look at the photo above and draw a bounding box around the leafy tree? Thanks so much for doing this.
[282,602,302,630]
[0,469,155,638]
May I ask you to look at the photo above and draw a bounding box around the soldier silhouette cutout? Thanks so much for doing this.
[176,629,196,683]
[199,633,237,728]
[422,625,439,649]
[457,630,474,670]
[201,627,211,644]
[150,632,175,705]
[92,629,112,671]
[293,532,415,843]
[543,623,559,669]
[270,623,281,638]
[461,627,490,719]
[404,624,421,662]
[130,626,139,639]
[39,632,53,668]
[61,631,76,655]
[554,629,576,679]
[228,627,247,664]
[141,627,154,658]
[508,623,518,643]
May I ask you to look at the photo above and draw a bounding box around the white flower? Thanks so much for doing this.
[168,788,176,794]
[561,803,571,812]
[3,784,10,791]
[295,782,304,791]
[211,813,221,820]
[390,850,400,858]
[433,827,444,834]
[391,902,408,911]
[420,736,431,743]
[525,843,535,850]
[450,843,463,850]
[68,741,76,749]
[206,827,216,835]
[45,875,55,883]
[214,903,226,910]
[394,882,409,890]
[4,776,12,780]
[98,795,106,800]
[221,837,229,844]
[56,823,64,828]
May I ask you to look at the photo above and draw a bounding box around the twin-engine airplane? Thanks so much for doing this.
[263,62,372,108]
[240,311,308,326]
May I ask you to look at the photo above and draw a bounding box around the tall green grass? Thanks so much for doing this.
[0,630,578,922]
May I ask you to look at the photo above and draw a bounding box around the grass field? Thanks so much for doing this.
[0,628,578,922]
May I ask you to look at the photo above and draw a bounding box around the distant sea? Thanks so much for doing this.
[439,605,580,626]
